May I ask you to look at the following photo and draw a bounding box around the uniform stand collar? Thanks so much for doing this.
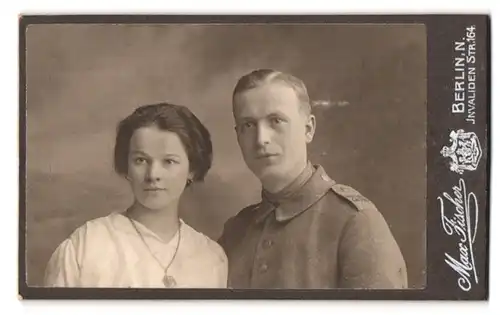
[255,163,335,223]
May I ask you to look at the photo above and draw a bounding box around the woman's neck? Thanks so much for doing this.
[125,202,180,243]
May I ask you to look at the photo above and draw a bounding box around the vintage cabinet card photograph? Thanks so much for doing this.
[18,15,490,300]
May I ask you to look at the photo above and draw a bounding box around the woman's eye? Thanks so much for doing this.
[134,157,147,164]
[164,159,178,165]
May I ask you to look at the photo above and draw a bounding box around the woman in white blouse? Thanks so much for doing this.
[44,103,228,288]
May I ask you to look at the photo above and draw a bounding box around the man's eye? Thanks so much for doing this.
[271,117,284,124]
[238,122,255,132]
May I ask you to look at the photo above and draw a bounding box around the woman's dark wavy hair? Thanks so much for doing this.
[114,103,213,185]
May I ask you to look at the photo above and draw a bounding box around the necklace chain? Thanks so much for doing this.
[127,216,181,275]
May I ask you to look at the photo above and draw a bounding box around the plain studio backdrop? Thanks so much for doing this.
[24,23,426,288]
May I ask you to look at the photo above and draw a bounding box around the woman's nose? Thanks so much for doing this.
[145,162,162,182]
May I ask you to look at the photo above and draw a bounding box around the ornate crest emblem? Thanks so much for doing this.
[440,129,482,174]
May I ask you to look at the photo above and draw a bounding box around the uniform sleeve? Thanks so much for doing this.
[217,205,258,251]
[44,238,81,287]
[217,216,240,255]
[337,209,408,289]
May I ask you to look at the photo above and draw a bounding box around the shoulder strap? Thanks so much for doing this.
[331,183,377,211]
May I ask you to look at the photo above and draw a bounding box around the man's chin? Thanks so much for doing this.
[251,164,285,182]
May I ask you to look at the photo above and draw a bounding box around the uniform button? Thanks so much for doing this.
[259,263,268,273]
[262,239,274,249]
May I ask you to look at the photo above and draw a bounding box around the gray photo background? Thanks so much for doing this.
[25,23,426,288]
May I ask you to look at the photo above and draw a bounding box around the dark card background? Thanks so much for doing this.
[24,23,427,289]
[426,16,489,300]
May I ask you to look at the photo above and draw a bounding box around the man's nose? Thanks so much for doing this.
[256,123,272,146]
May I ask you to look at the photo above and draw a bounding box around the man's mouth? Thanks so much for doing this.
[256,153,278,159]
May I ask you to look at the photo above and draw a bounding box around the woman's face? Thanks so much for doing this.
[127,125,191,211]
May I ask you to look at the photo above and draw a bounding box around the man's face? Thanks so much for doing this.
[233,82,315,185]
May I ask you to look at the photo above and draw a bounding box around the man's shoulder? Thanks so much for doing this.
[328,182,378,213]
[312,165,378,214]
[217,202,261,248]
[326,182,399,252]
[224,202,261,227]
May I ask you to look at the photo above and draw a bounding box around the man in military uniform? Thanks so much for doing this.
[218,69,408,289]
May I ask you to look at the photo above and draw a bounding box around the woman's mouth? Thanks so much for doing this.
[144,187,167,191]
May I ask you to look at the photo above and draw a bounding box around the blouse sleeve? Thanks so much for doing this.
[209,240,229,288]
[44,238,81,287]
[218,250,229,288]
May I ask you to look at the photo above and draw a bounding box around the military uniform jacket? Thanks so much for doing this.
[218,164,408,289]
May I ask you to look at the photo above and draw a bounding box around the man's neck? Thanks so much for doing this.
[262,161,313,196]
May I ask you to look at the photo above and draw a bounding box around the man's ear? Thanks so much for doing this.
[305,114,316,143]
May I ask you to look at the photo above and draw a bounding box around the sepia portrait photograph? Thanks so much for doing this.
[22,19,427,293]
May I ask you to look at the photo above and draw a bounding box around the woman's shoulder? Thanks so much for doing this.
[181,222,227,264]
[66,212,125,247]
[45,212,128,286]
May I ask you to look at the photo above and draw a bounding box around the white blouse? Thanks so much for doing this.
[44,212,228,288]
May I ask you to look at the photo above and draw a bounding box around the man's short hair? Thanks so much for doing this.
[232,69,312,115]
